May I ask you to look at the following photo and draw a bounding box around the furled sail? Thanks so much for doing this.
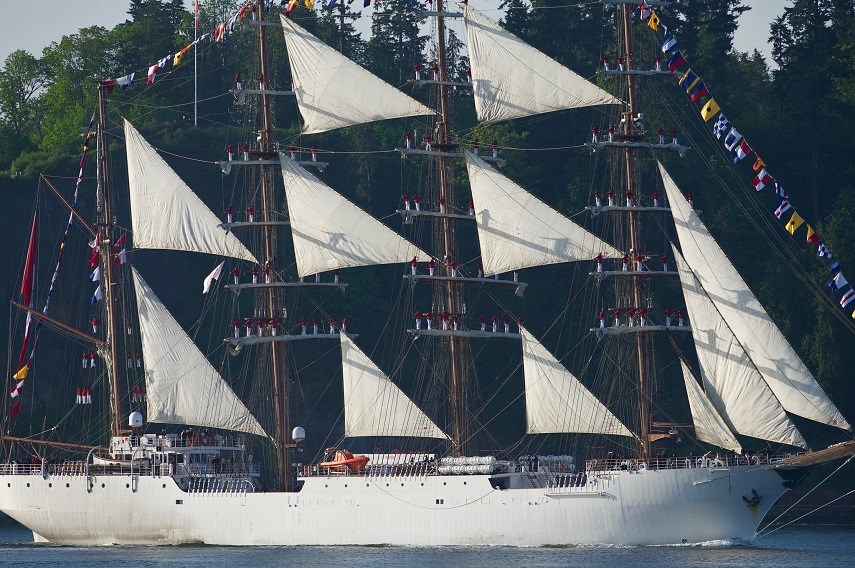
[130,266,267,437]
[661,163,851,432]
[341,334,447,439]
[280,15,434,134]
[280,155,430,277]
[462,6,620,124]
[465,151,621,276]
[124,120,257,263]
[679,361,742,454]
[521,327,634,437]
[674,248,806,448]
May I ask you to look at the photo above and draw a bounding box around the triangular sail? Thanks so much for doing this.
[465,151,621,276]
[280,155,430,277]
[130,266,267,437]
[521,327,634,437]
[124,119,257,263]
[679,360,742,453]
[280,15,435,134]
[661,163,851,432]
[462,6,620,124]
[674,248,806,448]
[341,334,447,439]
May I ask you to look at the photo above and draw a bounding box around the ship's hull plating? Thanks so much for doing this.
[0,465,787,546]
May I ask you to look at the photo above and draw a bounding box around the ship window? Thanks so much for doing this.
[176,500,183,505]
[101,484,105,488]
[26,483,29,488]
[48,483,52,488]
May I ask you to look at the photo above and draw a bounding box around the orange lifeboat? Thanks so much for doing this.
[320,449,369,473]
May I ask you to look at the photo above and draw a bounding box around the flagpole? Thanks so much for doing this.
[194,0,199,127]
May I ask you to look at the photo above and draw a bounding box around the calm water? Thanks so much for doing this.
[0,521,850,567]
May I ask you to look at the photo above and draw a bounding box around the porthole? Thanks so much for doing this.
[344,484,347,488]
[463,482,467,485]
[66,483,70,488]
[48,483,52,488]
[401,483,404,487]
[443,482,447,486]
[162,484,166,489]
[101,483,105,488]
[26,483,30,487]
[386,483,389,487]
[420,483,424,486]
[126,484,130,488]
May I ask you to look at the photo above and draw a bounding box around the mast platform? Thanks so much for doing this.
[396,209,474,223]
[219,221,291,231]
[225,332,357,349]
[591,325,692,337]
[408,329,521,340]
[602,70,673,77]
[412,79,471,88]
[397,147,506,168]
[230,88,295,97]
[589,270,678,280]
[217,159,328,174]
[225,281,347,295]
[586,205,671,215]
[586,141,690,156]
[404,274,527,296]
[601,0,671,6]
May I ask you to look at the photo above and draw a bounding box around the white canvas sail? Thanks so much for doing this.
[130,266,267,437]
[679,360,742,453]
[661,163,851,432]
[465,151,621,276]
[674,249,806,448]
[341,334,447,439]
[280,155,430,277]
[124,120,257,263]
[280,15,434,134]
[521,327,634,437]
[462,6,620,124]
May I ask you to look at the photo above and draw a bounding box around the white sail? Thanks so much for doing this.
[130,266,267,437]
[465,151,621,276]
[462,6,620,124]
[341,334,447,439]
[521,327,634,437]
[661,163,851,432]
[280,155,430,277]
[280,15,434,134]
[674,249,806,448]
[679,361,742,453]
[124,120,257,263]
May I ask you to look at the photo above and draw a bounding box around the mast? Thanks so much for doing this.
[96,83,125,438]
[255,0,292,490]
[619,3,651,457]
[435,0,468,456]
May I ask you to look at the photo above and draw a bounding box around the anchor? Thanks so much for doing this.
[742,488,761,508]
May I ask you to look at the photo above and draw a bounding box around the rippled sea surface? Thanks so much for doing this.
[1,520,851,568]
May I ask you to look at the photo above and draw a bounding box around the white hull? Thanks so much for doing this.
[0,464,789,546]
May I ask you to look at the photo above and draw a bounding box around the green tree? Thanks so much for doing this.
[0,50,49,137]
[365,0,429,86]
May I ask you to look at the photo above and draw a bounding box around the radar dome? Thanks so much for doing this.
[128,412,144,428]
[292,426,306,443]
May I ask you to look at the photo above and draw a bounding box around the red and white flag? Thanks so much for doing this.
[752,168,772,191]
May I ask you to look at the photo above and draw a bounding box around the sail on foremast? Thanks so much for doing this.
[678,361,742,453]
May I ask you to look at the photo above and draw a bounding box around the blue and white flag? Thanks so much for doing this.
[830,261,841,275]
[89,266,100,282]
[116,73,135,91]
[713,114,730,139]
[90,285,103,305]
[724,127,743,151]
[662,34,678,52]
[774,182,788,199]
[829,272,848,292]
[774,200,792,219]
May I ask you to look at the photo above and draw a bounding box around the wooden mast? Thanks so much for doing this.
[256,0,292,490]
[435,0,468,457]
[96,82,125,438]
[619,3,651,458]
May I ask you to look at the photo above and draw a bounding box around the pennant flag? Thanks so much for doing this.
[829,272,849,292]
[286,0,299,14]
[305,0,315,8]
[21,210,38,308]
[700,98,720,121]
[640,0,651,20]
[114,231,126,248]
[733,139,752,164]
[203,261,225,294]
[774,182,788,199]
[147,64,159,85]
[101,80,116,95]
[215,22,226,42]
[115,249,127,265]
[831,261,841,275]
[667,51,686,73]
[806,225,821,244]
[841,289,855,309]
[662,35,678,53]
[89,266,101,282]
[724,127,743,151]
[117,73,135,90]
[9,399,21,417]
[689,82,709,102]
[174,46,190,67]
[752,155,766,172]
[713,114,730,139]
[678,69,700,92]
[91,285,103,305]
[785,211,805,235]
[648,11,661,31]
[752,168,772,191]
[819,242,833,259]
[89,248,99,270]
[10,380,24,398]
[774,200,793,219]
[13,364,28,381]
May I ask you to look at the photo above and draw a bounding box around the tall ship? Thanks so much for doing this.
[1,0,853,546]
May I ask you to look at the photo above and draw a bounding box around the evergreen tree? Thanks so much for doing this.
[365,0,429,85]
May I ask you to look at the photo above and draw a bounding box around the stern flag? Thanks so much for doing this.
[713,114,730,139]
[91,285,103,305]
[829,272,849,293]
[786,211,805,235]
[752,168,772,191]
[724,127,743,151]
[203,261,225,294]
[700,98,720,121]
[774,200,792,219]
